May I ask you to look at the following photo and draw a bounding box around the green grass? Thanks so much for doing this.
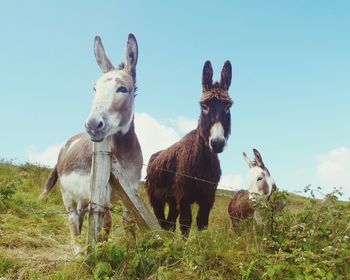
[0,161,349,279]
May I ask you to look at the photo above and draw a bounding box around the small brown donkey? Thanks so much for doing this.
[40,34,142,254]
[145,61,233,236]
[228,149,283,228]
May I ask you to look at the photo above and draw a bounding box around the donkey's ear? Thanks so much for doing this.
[125,33,138,78]
[243,152,254,168]
[94,36,114,73]
[202,60,213,91]
[220,60,232,91]
[253,148,265,168]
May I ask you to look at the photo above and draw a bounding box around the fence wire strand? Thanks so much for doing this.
[113,156,237,191]
[1,156,240,217]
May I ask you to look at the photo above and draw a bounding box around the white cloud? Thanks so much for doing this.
[218,174,244,191]
[174,116,197,135]
[315,147,350,198]
[134,112,180,178]
[27,143,62,167]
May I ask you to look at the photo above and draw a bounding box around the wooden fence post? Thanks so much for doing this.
[87,136,112,247]
[87,136,160,252]
[110,158,160,230]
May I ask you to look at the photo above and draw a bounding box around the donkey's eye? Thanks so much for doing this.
[116,86,128,93]
[257,176,263,181]
[225,104,231,114]
[201,104,209,114]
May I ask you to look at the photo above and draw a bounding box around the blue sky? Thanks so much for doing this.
[1,1,349,198]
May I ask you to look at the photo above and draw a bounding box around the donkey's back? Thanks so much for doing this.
[228,190,254,227]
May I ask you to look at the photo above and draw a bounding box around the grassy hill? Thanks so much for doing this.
[0,162,349,279]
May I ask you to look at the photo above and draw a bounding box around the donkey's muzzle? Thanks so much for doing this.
[85,118,106,142]
[210,138,226,153]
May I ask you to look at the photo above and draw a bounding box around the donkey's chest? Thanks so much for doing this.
[59,157,140,205]
[186,156,220,180]
[59,172,93,205]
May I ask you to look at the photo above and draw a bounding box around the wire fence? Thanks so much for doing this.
[1,155,243,218]
[115,156,239,190]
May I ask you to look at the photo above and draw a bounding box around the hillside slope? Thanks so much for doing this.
[0,162,349,279]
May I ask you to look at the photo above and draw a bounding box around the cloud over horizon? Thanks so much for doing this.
[27,143,63,167]
[134,112,181,178]
[219,174,244,190]
[173,116,198,135]
[315,146,350,198]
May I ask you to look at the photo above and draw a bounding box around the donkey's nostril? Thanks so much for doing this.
[97,121,104,129]
[210,138,226,153]
[86,118,105,134]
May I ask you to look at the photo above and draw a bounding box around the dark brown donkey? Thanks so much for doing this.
[145,61,233,236]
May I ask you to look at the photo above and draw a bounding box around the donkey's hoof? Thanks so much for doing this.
[72,243,84,256]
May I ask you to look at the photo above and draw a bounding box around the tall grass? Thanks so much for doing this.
[0,162,349,279]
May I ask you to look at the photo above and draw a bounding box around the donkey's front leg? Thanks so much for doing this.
[77,202,89,234]
[196,206,210,230]
[165,197,178,232]
[67,207,84,255]
[196,196,215,230]
[62,189,84,255]
[149,194,167,229]
[179,200,192,237]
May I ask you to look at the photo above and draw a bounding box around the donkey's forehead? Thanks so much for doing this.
[249,166,264,176]
[201,86,232,104]
[96,69,133,88]
[201,98,230,107]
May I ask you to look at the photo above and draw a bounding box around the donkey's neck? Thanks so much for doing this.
[111,119,137,160]
[194,130,217,161]
[109,117,142,187]
[187,128,220,181]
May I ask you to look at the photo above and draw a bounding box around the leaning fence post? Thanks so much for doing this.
[110,158,160,230]
[87,136,111,248]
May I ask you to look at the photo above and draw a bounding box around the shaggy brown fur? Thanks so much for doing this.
[145,60,233,236]
[201,83,233,104]
[227,190,254,227]
[227,188,284,228]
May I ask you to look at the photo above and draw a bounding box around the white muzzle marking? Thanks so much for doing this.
[209,122,226,150]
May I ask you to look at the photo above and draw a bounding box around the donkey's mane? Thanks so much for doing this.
[200,82,233,104]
